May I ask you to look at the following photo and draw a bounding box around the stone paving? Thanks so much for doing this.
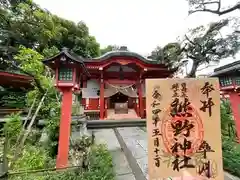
[117,127,149,179]
[93,129,136,180]
[116,127,240,180]
[71,126,240,180]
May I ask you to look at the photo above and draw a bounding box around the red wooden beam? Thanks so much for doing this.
[0,71,32,80]
[87,71,172,80]
[0,72,33,88]
[105,79,136,84]
[220,86,234,90]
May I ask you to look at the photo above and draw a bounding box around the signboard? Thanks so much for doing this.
[146,78,224,180]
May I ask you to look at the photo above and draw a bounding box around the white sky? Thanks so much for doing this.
[34,0,239,74]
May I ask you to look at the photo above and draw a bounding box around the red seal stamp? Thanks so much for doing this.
[161,104,204,156]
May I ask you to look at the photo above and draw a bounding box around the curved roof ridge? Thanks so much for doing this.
[89,50,158,64]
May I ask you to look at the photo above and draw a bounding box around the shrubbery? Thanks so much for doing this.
[9,144,114,180]
[2,113,114,180]
[221,100,240,177]
[222,136,240,177]
[3,112,115,180]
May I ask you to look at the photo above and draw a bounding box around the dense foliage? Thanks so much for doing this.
[100,45,121,55]
[3,114,114,179]
[222,136,240,177]
[11,46,61,160]
[0,0,101,114]
[12,145,114,180]
[148,43,183,68]
[0,89,26,108]
[0,0,100,71]
[220,100,240,177]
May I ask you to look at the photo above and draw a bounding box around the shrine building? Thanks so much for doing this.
[211,60,240,141]
[43,47,177,168]
[0,71,33,116]
[0,71,32,89]
[44,47,176,120]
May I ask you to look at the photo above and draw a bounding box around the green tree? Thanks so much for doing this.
[0,0,100,71]
[8,46,61,166]
[185,0,240,77]
[148,42,183,68]
[100,45,121,55]
[182,20,240,77]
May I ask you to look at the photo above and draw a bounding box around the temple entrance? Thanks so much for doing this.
[107,92,138,119]
[104,83,139,119]
[109,92,128,109]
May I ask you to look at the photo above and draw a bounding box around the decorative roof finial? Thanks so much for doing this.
[62,47,69,52]
[119,46,128,51]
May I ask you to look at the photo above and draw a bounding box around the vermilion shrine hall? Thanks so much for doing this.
[44,47,176,120]
[43,47,176,168]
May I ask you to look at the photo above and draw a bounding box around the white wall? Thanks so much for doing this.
[82,79,100,98]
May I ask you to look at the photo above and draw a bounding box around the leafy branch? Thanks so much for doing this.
[181,19,240,77]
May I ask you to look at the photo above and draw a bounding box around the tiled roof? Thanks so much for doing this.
[211,60,240,76]
[42,47,89,76]
[84,50,160,64]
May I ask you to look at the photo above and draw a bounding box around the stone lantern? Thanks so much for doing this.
[42,47,89,168]
[43,47,89,89]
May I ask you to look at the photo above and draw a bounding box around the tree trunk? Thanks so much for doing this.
[1,135,9,180]
[10,90,48,168]
[12,97,37,149]
[187,61,199,78]
[23,97,37,128]
[21,91,48,144]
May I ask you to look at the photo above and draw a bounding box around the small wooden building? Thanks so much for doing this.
[0,71,32,116]
[0,71,32,89]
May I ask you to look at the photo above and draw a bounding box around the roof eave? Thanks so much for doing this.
[211,64,240,77]
[42,52,84,65]
[213,60,240,72]
[42,52,90,77]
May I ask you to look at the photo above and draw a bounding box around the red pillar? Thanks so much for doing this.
[56,88,72,168]
[228,92,240,142]
[104,98,107,118]
[138,80,143,118]
[100,79,105,119]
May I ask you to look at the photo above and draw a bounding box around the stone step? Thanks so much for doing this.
[107,109,138,120]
